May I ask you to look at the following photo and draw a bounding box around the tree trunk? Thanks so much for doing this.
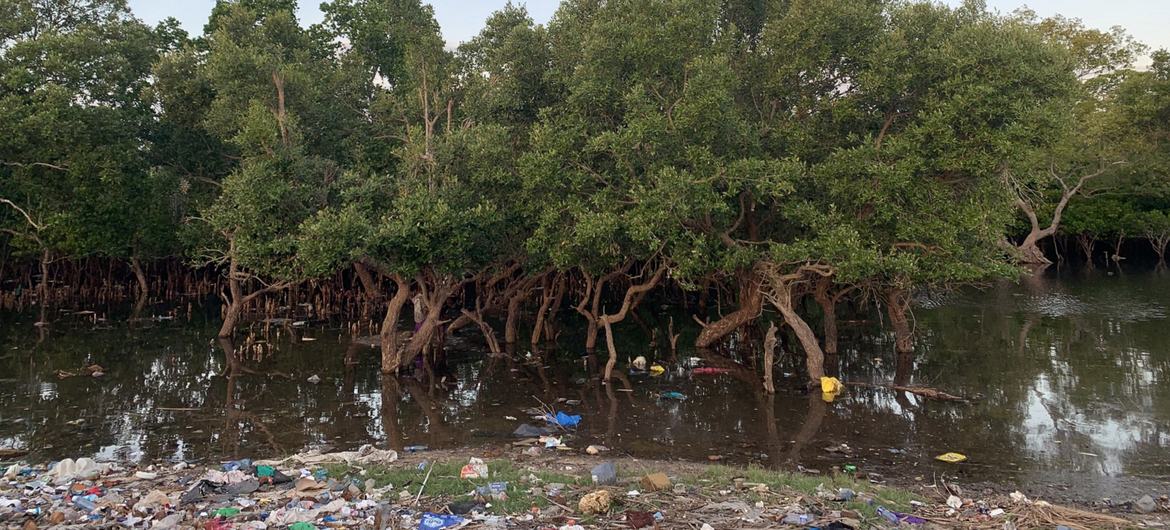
[1008,165,1114,264]
[762,322,778,394]
[812,278,839,355]
[694,270,762,348]
[1016,230,1053,265]
[395,274,455,372]
[130,255,149,297]
[542,273,567,345]
[504,287,526,344]
[380,274,411,374]
[1150,235,1169,264]
[531,273,557,347]
[599,265,666,381]
[763,274,826,384]
[217,248,291,339]
[463,307,502,354]
[885,288,914,355]
[575,268,626,353]
[354,261,379,301]
[38,248,50,307]
[1077,233,1096,265]
[219,273,242,338]
[775,301,825,383]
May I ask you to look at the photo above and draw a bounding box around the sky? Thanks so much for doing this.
[129,0,1169,56]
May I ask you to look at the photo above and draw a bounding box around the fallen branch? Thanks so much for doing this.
[845,382,974,402]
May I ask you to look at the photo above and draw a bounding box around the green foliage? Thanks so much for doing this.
[3,0,1168,313]
[0,0,180,260]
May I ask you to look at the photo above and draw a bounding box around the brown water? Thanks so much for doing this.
[1,269,1169,502]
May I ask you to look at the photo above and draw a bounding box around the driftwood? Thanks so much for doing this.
[845,381,974,402]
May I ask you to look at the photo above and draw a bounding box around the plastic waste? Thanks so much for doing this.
[448,500,487,514]
[460,458,488,479]
[419,512,465,530]
[215,507,241,517]
[591,462,617,485]
[222,459,252,472]
[289,523,318,530]
[74,494,98,512]
[659,391,687,401]
[627,510,655,528]
[820,376,844,393]
[475,482,508,501]
[649,364,665,376]
[307,374,322,384]
[631,356,647,370]
[585,445,608,455]
[47,458,110,484]
[782,513,814,525]
[692,367,731,375]
[935,452,968,464]
[404,445,429,453]
[877,506,926,525]
[547,411,582,428]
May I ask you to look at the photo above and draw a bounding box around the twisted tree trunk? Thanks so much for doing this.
[599,265,666,381]
[812,277,840,356]
[694,269,762,349]
[884,288,914,355]
[575,266,628,352]
[392,272,457,372]
[761,266,829,384]
[762,322,778,394]
[380,273,411,374]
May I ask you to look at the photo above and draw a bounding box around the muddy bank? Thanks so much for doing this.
[1,443,1163,529]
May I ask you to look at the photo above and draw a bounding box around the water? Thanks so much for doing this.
[1,269,1168,501]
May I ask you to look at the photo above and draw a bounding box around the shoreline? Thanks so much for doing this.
[2,445,1162,529]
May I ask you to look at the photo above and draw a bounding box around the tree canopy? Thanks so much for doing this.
[2,0,1167,383]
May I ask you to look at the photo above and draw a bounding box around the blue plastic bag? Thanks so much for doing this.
[419,513,465,530]
[548,411,582,428]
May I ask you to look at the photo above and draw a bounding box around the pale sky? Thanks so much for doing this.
[129,0,1169,56]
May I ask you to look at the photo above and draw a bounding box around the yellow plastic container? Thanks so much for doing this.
[820,376,843,394]
[935,452,968,464]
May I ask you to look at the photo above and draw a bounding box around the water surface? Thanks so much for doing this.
[1,269,1168,502]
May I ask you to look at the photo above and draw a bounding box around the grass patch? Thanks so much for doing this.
[695,464,921,519]
[322,459,590,515]
[321,459,921,520]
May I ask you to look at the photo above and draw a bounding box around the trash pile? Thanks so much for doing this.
[0,445,424,529]
[1,443,1155,530]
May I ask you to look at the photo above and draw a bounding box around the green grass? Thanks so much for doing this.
[320,459,920,519]
[694,464,921,519]
[322,459,590,515]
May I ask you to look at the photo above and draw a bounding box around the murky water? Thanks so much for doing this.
[1,269,1169,501]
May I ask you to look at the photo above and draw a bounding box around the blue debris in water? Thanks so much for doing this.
[546,411,582,428]
[659,391,687,401]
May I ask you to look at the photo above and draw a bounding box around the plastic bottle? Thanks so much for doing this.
[74,494,98,512]
[782,513,814,525]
